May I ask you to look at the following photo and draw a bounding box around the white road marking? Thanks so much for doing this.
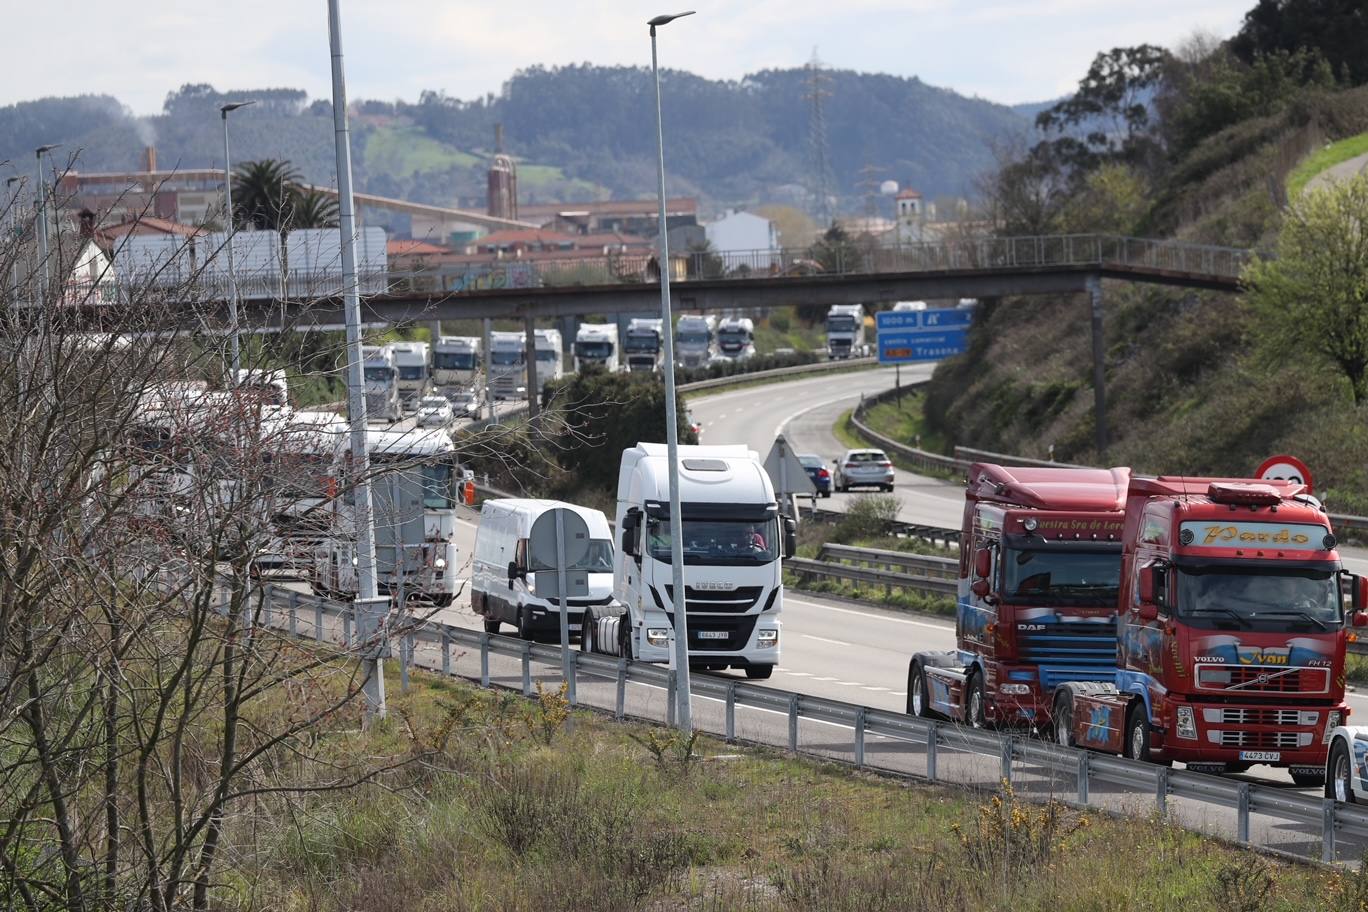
[802,633,852,647]
[770,389,870,438]
[784,671,812,677]
[813,676,837,682]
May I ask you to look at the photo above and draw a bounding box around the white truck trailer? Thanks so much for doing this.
[388,341,430,408]
[825,304,865,360]
[624,318,664,373]
[716,316,755,361]
[582,442,793,679]
[573,322,620,373]
[675,314,716,369]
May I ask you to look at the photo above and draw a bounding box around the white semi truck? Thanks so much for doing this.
[487,332,526,400]
[310,427,461,606]
[716,316,755,361]
[432,336,481,396]
[388,341,430,408]
[624,318,664,373]
[581,442,793,679]
[361,345,401,421]
[573,322,620,373]
[825,304,865,360]
[675,314,716,369]
[534,328,564,393]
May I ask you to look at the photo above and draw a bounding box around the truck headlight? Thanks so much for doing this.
[646,628,670,647]
[1176,706,1197,740]
[434,557,446,570]
[1325,711,1342,744]
[998,683,1030,695]
[757,629,778,648]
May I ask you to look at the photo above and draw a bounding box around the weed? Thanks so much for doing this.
[834,495,900,540]
[525,680,570,745]
[951,783,1086,879]
[629,726,702,776]
[1211,858,1276,912]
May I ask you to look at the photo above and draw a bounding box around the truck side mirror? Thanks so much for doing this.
[1137,603,1159,622]
[507,560,521,585]
[620,511,640,558]
[1352,576,1368,626]
[973,549,992,579]
[1138,565,1156,605]
[783,517,797,559]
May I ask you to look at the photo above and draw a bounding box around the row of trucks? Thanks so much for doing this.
[908,460,1367,788]
[471,443,793,679]
[121,378,465,606]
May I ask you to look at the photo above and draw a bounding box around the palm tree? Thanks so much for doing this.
[286,189,340,229]
[232,159,303,231]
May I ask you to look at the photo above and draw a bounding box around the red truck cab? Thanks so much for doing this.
[1057,476,1349,786]
[907,463,1129,729]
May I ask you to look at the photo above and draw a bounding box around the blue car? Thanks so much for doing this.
[799,453,832,498]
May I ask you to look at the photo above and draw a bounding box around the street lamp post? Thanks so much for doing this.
[220,101,255,383]
[649,9,696,732]
[6,176,21,303]
[34,145,60,305]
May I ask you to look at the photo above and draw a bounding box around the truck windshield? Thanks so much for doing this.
[575,341,614,359]
[535,350,559,363]
[827,316,856,331]
[490,350,523,366]
[1003,549,1121,606]
[420,462,457,510]
[718,332,747,348]
[625,334,658,352]
[530,538,614,573]
[678,332,709,346]
[648,517,779,565]
[397,365,425,380]
[363,367,393,382]
[1176,565,1341,630]
[434,352,477,370]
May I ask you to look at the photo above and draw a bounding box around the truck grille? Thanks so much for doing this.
[1016,620,1116,688]
[1212,730,1312,749]
[663,613,758,652]
[1204,708,1309,727]
[656,585,764,614]
[1195,665,1329,695]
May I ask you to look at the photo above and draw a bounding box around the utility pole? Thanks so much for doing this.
[327,0,387,721]
[804,49,834,227]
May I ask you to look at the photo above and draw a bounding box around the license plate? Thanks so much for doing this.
[697,630,728,640]
[1238,750,1281,763]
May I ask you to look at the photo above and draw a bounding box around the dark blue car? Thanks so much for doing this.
[799,453,832,498]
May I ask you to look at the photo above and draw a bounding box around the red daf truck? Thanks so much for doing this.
[1052,475,1355,786]
[906,463,1131,729]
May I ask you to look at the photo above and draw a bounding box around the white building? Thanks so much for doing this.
[705,210,780,267]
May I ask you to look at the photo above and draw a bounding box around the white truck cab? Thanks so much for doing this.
[533,328,564,393]
[675,315,716,369]
[432,336,481,396]
[487,332,526,400]
[388,341,430,407]
[361,345,401,421]
[574,322,620,373]
[585,443,793,679]
[716,317,755,360]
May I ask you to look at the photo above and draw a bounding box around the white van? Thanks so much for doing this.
[472,499,616,639]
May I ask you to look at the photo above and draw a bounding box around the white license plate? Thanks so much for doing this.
[697,630,728,640]
[1238,750,1281,763]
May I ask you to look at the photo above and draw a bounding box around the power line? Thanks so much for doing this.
[804,48,834,227]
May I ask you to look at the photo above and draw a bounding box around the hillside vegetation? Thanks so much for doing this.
[918,12,1368,512]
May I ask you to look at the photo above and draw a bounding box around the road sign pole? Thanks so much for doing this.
[556,508,570,688]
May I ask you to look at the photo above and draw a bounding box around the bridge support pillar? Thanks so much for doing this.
[1086,274,1107,456]
[523,315,541,422]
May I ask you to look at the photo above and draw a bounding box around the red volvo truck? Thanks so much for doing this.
[907,463,1131,730]
[1053,475,1353,786]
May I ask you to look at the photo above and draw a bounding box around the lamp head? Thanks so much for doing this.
[35,144,61,157]
[648,10,695,29]
[220,101,256,116]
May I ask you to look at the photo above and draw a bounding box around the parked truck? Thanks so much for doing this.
[675,314,716,369]
[624,318,664,373]
[574,322,620,373]
[1050,474,1349,786]
[825,304,865,359]
[581,443,794,679]
[716,316,755,361]
[361,345,401,421]
[907,464,1130,732]
[432,336,481,396]
[388,341,430,408]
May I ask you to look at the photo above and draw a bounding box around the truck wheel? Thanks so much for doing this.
[581,610,596,653]
[1124,705,1151,762]
[483,616,501,635]
[1292,768,1325,789]
[1328,738,1356,803]
[1053,694,1074,748]
[965,673,986,729]
[908,661,933,718]
[745,664,773,680]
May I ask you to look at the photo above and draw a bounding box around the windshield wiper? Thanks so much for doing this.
[1188,607,1249,627]
[1258,610,1330,631]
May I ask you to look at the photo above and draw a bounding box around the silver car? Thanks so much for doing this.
[414,395,455,428]
[834,448,895,493]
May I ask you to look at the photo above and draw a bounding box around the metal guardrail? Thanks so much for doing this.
[848,382,969,477]
[677,356,878,393]
[786,556,958,597]
[255,582,1368,865]
[819,543,958,579]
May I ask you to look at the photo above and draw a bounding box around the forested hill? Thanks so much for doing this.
[0,66,1030,212]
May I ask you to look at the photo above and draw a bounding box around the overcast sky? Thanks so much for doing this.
[6,0,1252,114]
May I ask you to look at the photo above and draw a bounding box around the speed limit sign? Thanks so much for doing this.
[1255,454,1314,492]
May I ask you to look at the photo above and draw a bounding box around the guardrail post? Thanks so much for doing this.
[788,694,800,753]
[1076,752,1090,805]
[520,641,532,696]
[566,651,578,706]
[1236,782,1251,843]
[1322,799,1337,864]
[1155,767,1169,815]
[925,723,938,781]
[477,632,488,686]
[287,591,298,637]
[725,682,737,743]
[1000,736,1013,784]
[400,633,411,694]
[667,671,677,728]
[854,707,866,769]
[314,601,324,641]
[342,606,352,647]
[615,659,627,721]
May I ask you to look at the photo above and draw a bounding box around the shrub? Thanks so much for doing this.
[834,495,899,541]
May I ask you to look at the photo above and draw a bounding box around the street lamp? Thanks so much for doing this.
[34,144,61,304]
[6,176,22,303]
[220,100,255,382]
[649,9,695,732]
